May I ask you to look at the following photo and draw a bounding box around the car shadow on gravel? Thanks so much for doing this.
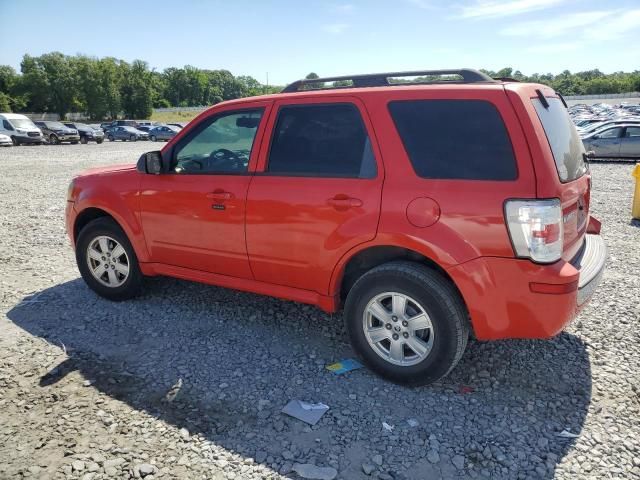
[8,278,592,479]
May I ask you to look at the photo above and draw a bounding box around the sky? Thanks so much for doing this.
[1,0,639,85]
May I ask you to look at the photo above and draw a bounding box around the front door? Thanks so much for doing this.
[246,98,384,294]
[140,105,269,278]
[590,127,623,157]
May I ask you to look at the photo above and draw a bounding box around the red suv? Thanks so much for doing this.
[65,69,606,385]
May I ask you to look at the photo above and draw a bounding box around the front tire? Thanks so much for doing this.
[11,136,19,146]
[130,134,137,142]
[76,217,143,301]
[96,139,103,144]
[80,137,88,144]
[50,134,60,145]
[150,135,156,142]
[108,135,114,142]
[344,261,469,386]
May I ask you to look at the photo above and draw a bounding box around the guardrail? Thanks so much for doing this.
[564,92,640,100]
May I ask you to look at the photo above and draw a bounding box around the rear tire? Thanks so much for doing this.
[344,261,469,386]
[76,217,143,301]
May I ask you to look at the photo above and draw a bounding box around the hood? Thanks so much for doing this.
[78,164,137,177]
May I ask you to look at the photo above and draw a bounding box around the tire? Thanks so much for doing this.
[50,134,60,145]
[344,261,469,386]
[11,136,19,146]
[96,139,103,144]
[71,140,79,145]
[150,135,156,142]
[130,134,137,142]
[108,135,114,142]
[80,137,88,144]
[75,217,143,301]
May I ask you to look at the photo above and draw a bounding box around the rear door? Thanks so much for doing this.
[245,97,383,294]
[621,126,640,158]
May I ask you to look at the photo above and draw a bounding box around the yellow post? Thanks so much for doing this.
[633,164,640,220]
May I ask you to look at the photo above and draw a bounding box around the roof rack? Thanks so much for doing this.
[281,69,496,93]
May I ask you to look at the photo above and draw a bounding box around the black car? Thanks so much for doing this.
[64,123,104,144]
[34,121,80,145]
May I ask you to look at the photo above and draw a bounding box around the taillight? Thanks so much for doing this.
[505,199,563,263]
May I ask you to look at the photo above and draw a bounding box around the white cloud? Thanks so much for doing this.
[501,11,611,38]
[322,23,350,34]
[332,3,355,13]
[459,0,564,19]
[584,8,640,41]
[526,42,581,53]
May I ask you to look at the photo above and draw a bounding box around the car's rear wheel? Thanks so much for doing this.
[344,261,469,386]
[80,137,88,144]
[50,134,59,145]
[130,134,137,142]
[76,217,143,301]
[108,135,114,142]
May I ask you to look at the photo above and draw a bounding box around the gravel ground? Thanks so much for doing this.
[0,142,639,480]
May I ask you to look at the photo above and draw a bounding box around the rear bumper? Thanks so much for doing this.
[448,231,606,340]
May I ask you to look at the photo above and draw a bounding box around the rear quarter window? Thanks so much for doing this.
[532,97,586,183]
[388,99,517,180]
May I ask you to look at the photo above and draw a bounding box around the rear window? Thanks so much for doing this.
[388,100,517,180]
[532,97,586,183]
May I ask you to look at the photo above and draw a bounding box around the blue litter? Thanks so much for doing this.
[326,358,363,375]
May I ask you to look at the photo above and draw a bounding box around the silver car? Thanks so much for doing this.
[582,124,640,159]
[149,125,180,142]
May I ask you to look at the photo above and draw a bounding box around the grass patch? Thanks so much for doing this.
[150,109,206,123]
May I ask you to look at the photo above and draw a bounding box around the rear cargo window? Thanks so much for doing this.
[532,97,586,183]
[388,100,517,180]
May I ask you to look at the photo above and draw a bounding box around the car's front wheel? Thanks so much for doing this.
[130,134,137,142]
[76,217,143,301]
[96,139,103,144]
[344,261,469,386]
[49,134,60,145]
[108,135,114,142]
[80,137,88,144]
[150,135,156,142]
[11,136,19,146]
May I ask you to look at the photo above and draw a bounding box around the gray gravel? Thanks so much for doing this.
[0,142,639,479]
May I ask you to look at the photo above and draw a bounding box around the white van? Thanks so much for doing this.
[0,113,44,145]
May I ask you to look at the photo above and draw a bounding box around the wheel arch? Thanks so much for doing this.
[330,243,473,334]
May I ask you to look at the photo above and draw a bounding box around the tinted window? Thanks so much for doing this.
[626,127,640,138]
[533,97,586,182]
[388,100,516,180]
[267,104,376,178]
[173,109,263,174]
[3,120,13,130]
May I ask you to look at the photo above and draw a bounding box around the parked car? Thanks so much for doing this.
[106,126,149,142]
[167,122,186,129]
[135,126,153,133]
[578,119,640,137]
[34,121,80,145]
[0,113,44,145]
[149,125,180,142]
[100,122,113,132]
[0,133,12,146]
[65,69,606,385]
[64,123,105,144]
[582,124,640,159]
[105,120,139,130]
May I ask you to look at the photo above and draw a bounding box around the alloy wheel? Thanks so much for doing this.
[363,292,434,366]
[86,235,130,288]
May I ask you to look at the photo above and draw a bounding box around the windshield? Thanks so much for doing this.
[532,97,587,183]
[46,122,67,129]
[11,118,37,129]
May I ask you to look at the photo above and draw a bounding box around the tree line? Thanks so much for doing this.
[0,53,638,120]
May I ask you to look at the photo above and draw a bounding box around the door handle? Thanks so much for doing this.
[206,190,234,201]
[327,195,363,209]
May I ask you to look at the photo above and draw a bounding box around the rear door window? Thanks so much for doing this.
[388,100,517,180]
[532,97,587,183]
[267,103,376,178]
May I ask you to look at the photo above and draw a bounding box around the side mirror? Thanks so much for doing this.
[144,151,163,174]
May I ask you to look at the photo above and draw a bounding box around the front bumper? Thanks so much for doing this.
[448,229,606,340]
[57,134,80,142]
[17,135,43,144]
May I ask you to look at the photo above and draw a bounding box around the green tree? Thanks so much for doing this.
[120,60,153,119]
